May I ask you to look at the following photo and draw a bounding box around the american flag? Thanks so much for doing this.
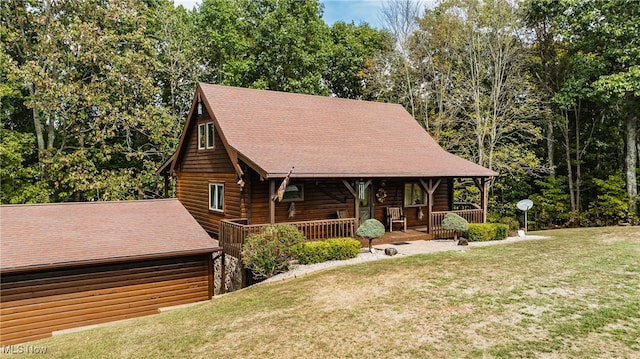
[273,167,294,202]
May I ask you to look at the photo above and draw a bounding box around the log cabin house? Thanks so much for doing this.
[160,84,498,259]
[0,199,221,345]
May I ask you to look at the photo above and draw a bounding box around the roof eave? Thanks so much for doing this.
[169,86,201,175]
[155,154,175,176]
[0,247,223,275]
[262,172,498,179]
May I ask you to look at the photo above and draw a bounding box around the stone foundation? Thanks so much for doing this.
[213,254,243,295]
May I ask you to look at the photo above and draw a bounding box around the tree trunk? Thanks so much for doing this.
[47,116,55,149]
[547,120,555,177]
[404,61,415,118]
[626,115,638,216]
[562,111,576,211]
[29,84,45,152]
[575,108,581,211]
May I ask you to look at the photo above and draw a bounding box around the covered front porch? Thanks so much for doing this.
[218,207,484,258]
[216,173,490,259]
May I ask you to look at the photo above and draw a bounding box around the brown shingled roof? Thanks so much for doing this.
[194,84,497,178]
[0,199,218,273]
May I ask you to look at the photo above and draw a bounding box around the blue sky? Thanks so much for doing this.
[321,0,385,28]
[173,0,387,28]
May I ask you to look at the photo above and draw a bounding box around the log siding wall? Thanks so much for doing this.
[249,176,354,224]
[372,179,450,228]
[177,171,243,235]
[175,110,244,235]
[247,177,451,228]
[0,255,212,345]
[180,114,235,174]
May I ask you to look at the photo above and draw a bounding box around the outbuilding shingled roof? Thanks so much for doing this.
[193,83,497,178]
[0,199,218,273]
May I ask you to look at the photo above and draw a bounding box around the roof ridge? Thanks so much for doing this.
[199,82,403,108]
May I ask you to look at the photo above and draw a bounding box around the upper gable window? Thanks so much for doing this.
[198,123,206,150]
[206,122,215,149]
[198,122,215,150]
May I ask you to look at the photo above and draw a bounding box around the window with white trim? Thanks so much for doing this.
[206,122,215,149]
[404,183,427,207]
[198,123,206,150]
[209,183,224,212]
[198,122,215,150]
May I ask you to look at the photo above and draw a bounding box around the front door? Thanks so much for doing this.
[359,185,373,222]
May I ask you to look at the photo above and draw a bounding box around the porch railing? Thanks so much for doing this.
[219,218,357,258]
[430,209,484,239]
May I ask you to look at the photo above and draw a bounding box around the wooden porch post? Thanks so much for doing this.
[420,178,441,235]
[472,177,489,223]
[482,178,488,223]
[354,180,361,227]
[269,179,275,224]
[342,180,359,227]
[163,174,170,198]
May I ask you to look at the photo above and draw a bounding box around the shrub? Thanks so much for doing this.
[590,173,630,225]
[492,223,509,240]
[356,218,385,250]
[442,212,469,232]
[466,223,496,242]
[500,217,520,231]
[297,237,361,265]
[241,224,306,279]
[530,176,571,228]
[356,219,385,239]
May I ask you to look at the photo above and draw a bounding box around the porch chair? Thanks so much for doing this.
[387,207,407,232]
[336,209,349,219]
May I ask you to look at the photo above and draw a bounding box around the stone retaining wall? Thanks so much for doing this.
[213,255,243,294]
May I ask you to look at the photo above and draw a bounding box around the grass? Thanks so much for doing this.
[6,226,640,358]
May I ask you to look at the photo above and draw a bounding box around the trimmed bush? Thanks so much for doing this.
[241,224,306,279]
[356,218,385,251]
[466,223,496,242]
[466,223,509,241]
[297,237,361,265]
[442,212,469,239]
[492,223,509,240]
[442,212,469,231]
[356,219,385,240]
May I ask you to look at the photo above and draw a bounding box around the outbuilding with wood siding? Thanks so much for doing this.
[0,199,221,345]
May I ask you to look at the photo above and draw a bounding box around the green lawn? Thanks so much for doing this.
[7,226,640,358]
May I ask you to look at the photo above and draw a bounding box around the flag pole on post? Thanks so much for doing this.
[272,166,294,202]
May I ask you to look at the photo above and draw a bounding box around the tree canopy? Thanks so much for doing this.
[1,0,638,227]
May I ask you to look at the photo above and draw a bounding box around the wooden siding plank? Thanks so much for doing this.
[0,255,211,346]
[1,284,208,328]
[1,277,208,317]
[0,260,205,291]
[180,117,236,173]
[1,268,206,303]
[0,262,205,298]
[177,171,242,236]
[1,292,208,343]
